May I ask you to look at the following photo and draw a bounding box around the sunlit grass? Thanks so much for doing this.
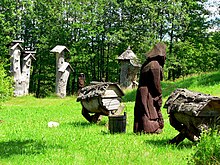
[1,71,220,164]
[0,97,193,165]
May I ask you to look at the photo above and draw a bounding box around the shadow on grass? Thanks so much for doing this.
[0,139,65,159]
[0,139,46,158]
[67,120,107,127]
[67,121,92,127]
[144,138,195,149]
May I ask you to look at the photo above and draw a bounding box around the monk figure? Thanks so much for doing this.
[133,43,166,134]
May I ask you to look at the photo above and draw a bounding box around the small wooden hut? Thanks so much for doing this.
[117,46,141,89]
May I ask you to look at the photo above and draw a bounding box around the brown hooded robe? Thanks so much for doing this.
[133,43,166,134]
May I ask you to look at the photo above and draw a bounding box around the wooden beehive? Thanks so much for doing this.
[50,45,73,98]
[77,82,124,116]
[117,46,141,89]
[164,88,220,117]
[164,88,220,144]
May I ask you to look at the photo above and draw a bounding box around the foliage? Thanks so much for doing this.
[0,1,17,63]
[123,70,220,102]
[0,63,13,103]
[189,130,220,165]
[0,0,219,96]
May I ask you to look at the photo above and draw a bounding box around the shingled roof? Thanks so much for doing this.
[117,46,141,67]
[77,82,124,102]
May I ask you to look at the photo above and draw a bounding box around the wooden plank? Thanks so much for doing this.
[102,90,118,98]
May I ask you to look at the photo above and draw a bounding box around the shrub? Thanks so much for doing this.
[0,62,12,102]
[189,130,220,165]
[122,88,137,102]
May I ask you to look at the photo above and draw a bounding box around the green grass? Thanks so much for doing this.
[1,71,220,165]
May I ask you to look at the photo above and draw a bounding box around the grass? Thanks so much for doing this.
[0,71,220,165]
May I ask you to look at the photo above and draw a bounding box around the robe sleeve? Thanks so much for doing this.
[150,61,162,98]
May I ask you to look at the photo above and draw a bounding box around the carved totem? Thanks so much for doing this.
[22,51,36,95]
[9,40,36,96]
[51,45,73,98]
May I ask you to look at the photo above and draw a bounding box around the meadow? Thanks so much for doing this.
[1,71,220,165]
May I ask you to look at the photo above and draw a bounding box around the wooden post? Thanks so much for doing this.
[22,51,36,95]
[9,40,36,96]
[51,45,73,98]
[9,40,24,96]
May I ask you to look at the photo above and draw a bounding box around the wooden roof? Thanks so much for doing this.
[164,88,220,117]
[50,45,70,54]
[58,62,74,72]
[117,46,141,67]
[10,43,23,51]
[77,82,124,102]
[23,51,36,60]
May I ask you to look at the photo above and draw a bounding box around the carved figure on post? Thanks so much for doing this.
[77,73,85,95]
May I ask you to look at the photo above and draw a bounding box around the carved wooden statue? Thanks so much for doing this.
[51,45,73,98]
[9,40,36,96]
[117,46,141,89]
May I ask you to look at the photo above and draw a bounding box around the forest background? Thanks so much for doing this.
[0,0,219,98]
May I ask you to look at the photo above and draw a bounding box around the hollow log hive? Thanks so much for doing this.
[164,88,220,117]
[77,82,124,116]
[164,88,220,143]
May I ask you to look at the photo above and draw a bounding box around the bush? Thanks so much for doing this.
[122,88,137,102]
[0,62,12,102]
[189,130,220,165]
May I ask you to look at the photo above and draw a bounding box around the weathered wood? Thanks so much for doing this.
[50,45,73,98]
[164,88,220,144]
[77,82,125,122]
[117,46,141,89]
[164,88,220,116]
[22,51,36,95]
[9,41,36,96]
